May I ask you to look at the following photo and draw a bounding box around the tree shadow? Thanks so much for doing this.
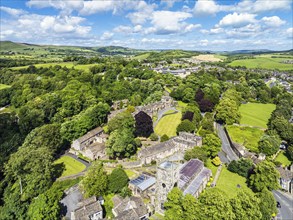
[52,162,65,180]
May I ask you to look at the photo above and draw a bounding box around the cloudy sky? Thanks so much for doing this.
[0,0,292,50]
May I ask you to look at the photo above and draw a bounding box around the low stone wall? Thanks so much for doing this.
[223,127,244,158]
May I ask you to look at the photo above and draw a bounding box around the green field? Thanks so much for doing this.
[54,156,86,177]
[155,111,182,137]
[12,62,98,71]
[216,166,253,198]
[132,52,150,60]
[239,103,276,128]
[226,125,264,152]
[229,55,293,70]
[275,151,292,167]
[0,84,11,90]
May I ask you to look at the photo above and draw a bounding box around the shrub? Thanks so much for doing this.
[176,119,195,134]
[161,134,169,142]
[212,156,221,166]
[149,133,159,141]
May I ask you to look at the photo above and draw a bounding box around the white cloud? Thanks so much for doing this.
[150,11,198,34]
[0,6,26,16]
[193,0,220,15]
[79,0,113,15]
[100,31,114,40]
[286,28,293,38]
[218,13,256,28]
[261,16,286,27]
[126,1,156,25]
[252,0,292,13]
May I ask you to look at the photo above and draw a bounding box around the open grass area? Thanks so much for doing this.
[12,62,98,71]
[226,125,264,153]
[177,101,188,111]
[193,54,223,62]
[215,166,253,198]
[132,52,150,60]
[0,84,11,90]
[275,151,292,167]
[206,159,218,177]
[239,103,276,129]
[125,169,137,178]
[229,55,293,70]
[155,111,182,137]
[54,156,86,177]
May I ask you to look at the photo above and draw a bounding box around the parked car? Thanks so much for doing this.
[277,201,281,208]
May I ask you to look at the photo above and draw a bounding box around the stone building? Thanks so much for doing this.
[129,174,156,197]
[155,159,212,213]
[138,132,202,165]
[112,195,150,220]
[71,196,103,220]
[277,165,293,194]
[71,127,108,160]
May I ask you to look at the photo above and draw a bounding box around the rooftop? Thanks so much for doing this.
[178,159,204,189]
[77,127,103,143]
[129,174,156,191]
[72,196,103,219]
[159,161,179,170]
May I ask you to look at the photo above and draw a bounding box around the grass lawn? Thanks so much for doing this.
[226,125,264,153]
[0,84,11,90]
[215,166,253,198]
[239,103,276,128]
[275,151,292,167]
[125,169,137,178]
[206,159,218,177]
[54,156,86,177]
[154,111,181,137]
[177,101,188,111]
[12,62,98,71]
[229,56,293,71]
[132,52,150,60]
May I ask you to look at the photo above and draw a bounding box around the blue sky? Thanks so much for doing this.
[0,0,292,51]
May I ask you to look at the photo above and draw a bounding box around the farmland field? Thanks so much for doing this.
[154,111,181,137]
[215,166,253,198]
[226,125,264,152]
[229,55,293,70]
[54,156,86,177]
[239,103,276,129]
[12,62,98,71]
[193,54,223,62]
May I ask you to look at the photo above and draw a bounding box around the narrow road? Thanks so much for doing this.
[65,152,91,168]
[273,190,293,220]
[216,123,239,162]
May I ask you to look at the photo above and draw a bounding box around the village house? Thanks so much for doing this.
[71,196,103,220]
[138,132,202,165]
[112,195,151,220]
[71,127,108,160]
[155,159,212,213]
[277,165,293,194]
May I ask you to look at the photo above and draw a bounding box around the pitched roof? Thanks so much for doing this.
[277,167,293,181]
[112,196,148,219]
[77,127,103,143]
[129,174,156,191]
[72,196,103,219]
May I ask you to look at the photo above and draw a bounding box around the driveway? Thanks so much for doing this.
[273,190,293,220]
[216,123,239,162]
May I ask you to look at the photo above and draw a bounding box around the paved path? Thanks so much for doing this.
[211,164,223,186]
[216,123,239,162]
[273,190,293,220]
[154,107,178,127]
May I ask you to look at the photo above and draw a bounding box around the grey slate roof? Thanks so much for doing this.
[72,196,103,219]
[277,167,293,181]
[112,196,148,220]
[129,174,156,191]
[77,127,103,143]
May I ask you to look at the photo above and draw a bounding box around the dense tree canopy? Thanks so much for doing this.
[108,168,129,193]
[134,111,153,137]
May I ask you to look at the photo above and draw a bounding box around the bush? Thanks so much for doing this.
[108,168,129,193]
[227,158,253,177]
[161,134,169,142]
[149,133,159,141]
[176,119,195,134]
[212,156,221,166]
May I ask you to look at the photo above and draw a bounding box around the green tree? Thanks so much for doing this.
[215,98,241,125]
[106,129,138,158]
[164,187,184,220]
[197,188,235,220]
[202,133,221,157]
[257,188,277,220]
[184,147,208,163]
[230,190,262,220]
[80,162,108,198]
[107,111,135,133]
[176,119,195,134]
[149,133,159,141]
[249,161,280,192]
[108,168,129,193]
[227,158,253,177]
[258,135,280,156]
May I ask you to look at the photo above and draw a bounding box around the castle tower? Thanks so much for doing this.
[155,161,181,213]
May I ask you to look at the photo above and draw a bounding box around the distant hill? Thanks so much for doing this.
[0,41,29,50]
